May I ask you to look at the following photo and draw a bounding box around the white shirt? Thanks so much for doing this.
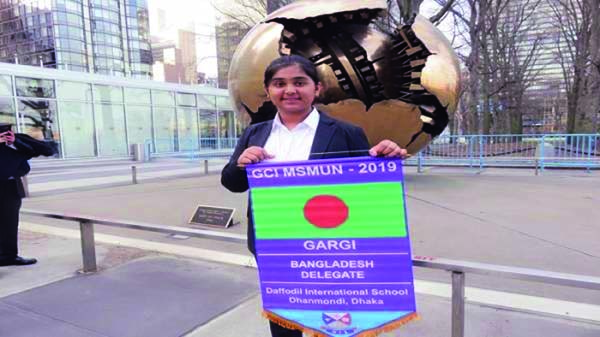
[264,108,320,162]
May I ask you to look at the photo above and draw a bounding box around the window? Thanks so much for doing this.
[55,12,67,24]
[0,97,16,126]
[93,84,123,103]
[56,81,92,101]
[153,106,175,152]
[15,77,55,98]
[177,107,199,150]
[197,95,215,110]
[65,1,80,12]
[218,110,236,139]
[152,90,174,106]
[216,96,232,111]
[124,87,150,105]
[126,105,152,146]
[177,93,196,107]
[68,26,84,39]
[95,104,127,156]
[18,99,60,144]
[67,13,82,26]
[199,109,217,141]
[58,101,95,157]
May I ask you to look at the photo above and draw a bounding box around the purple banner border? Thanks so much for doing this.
[247,156,418,332]
[247,156,405,188]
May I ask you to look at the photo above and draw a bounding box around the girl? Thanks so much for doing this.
[221,54,406,337]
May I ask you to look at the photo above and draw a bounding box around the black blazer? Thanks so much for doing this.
[221,112,370,254]
[0,134,56,198]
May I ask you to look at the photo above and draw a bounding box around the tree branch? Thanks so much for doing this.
[429,0,457,24]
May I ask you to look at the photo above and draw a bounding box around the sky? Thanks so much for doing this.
[147,0,455,78]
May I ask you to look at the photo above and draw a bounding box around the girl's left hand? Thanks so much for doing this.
[369,139,409,159]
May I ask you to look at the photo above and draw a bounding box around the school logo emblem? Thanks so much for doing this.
[321,312,357,335]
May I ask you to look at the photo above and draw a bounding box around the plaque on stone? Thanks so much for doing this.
[189,205,235,228]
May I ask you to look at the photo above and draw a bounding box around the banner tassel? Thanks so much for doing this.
[263,310,420,337]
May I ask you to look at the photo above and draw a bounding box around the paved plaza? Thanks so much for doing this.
[1,159,599,336]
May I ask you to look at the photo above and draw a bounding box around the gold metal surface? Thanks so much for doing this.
[228,1,461,154]
[412,15,461,114]
[228,23,282,126]
[316,99,423,148]
[406,132,432,154]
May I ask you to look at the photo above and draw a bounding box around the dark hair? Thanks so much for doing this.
[263,55,320,87]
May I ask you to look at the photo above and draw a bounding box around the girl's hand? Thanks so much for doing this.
[237,146,274,167]
[369,139,409,159]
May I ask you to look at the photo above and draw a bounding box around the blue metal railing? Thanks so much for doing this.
[407,134,600,171]
[141,137,238,161]
[139,134,600,171]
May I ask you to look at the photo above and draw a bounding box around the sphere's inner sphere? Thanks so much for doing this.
[270,11,448,141]
[275,16,432,108]
[229,4,460,154]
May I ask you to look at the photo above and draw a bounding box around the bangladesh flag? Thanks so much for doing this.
[251,182,407,239]
[247,157,417,337]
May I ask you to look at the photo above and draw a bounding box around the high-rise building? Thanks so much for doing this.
[0,0,152,78]
[498,0,569,132]
[215,21,248,89]
[151,29,198,84]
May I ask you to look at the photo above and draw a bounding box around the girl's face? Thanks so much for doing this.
[265,64,322,116]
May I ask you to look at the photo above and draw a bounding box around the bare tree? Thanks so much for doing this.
[212,0,294,29]
[212,0,264,29]
[550,0,600,133]
[428,0,459,24]
[488,0,543,134]
[441,0,549,134]
[440,0,487,133]
[386,0,458,26]
[588,0,600,132]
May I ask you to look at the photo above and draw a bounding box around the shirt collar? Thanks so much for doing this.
[273,107,320,131]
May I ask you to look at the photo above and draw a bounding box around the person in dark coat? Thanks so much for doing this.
[0,123,55,267]
[221,55,407,337]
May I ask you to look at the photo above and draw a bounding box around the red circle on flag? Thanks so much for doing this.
[303,195,349,228]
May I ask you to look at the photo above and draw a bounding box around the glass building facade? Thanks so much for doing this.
[0,0,152,78]
[0,62,238,159]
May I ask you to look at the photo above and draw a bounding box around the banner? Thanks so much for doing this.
[247,156,417,337]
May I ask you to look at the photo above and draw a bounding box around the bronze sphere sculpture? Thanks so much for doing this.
[228,0,460,154]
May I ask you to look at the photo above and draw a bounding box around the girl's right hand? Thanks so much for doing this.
[237,146,274,167]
